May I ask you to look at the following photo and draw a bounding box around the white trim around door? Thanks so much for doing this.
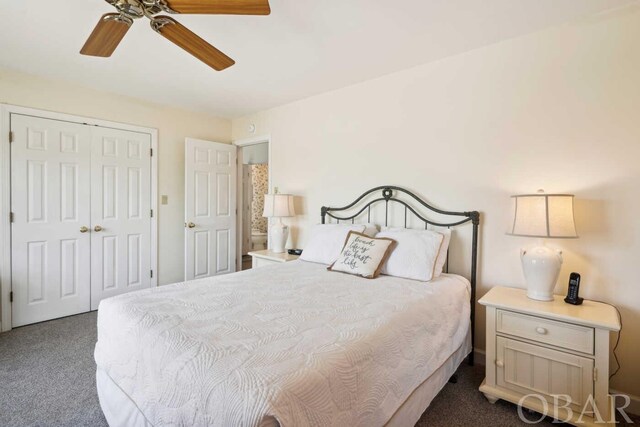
[0,104,159,332]
[232,135,272,272]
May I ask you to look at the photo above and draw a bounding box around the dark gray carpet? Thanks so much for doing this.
[0,312,106,426]
[0,312,637,426]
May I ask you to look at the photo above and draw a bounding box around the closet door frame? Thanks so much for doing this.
[0,104,159,332]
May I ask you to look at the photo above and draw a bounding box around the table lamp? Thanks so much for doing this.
[507,190,578,301]
[263,193,295,253]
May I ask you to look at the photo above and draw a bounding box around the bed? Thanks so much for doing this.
[95,186,480,427]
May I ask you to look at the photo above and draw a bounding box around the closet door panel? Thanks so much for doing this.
[10,115,92,327]
[90,128,151,309]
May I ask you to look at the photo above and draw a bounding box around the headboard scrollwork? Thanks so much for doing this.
[321,186,480,365]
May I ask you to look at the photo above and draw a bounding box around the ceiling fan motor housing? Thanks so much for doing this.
[105,0,144,18]
[105,0,176,19]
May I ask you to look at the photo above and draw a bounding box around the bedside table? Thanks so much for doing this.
[479,286,620,426]
[248,250,299,268]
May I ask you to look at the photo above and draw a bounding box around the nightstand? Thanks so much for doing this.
[479,286,620,426]
[248,250,299,268]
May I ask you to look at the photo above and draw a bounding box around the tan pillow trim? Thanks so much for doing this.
[427,232,445,281]
[327,231,397,279]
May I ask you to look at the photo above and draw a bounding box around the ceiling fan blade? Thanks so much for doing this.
[80,13,132,57]
[151,16,235,71]
[163,0,270,15]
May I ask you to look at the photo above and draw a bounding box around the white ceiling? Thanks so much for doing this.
[0,0,635,118]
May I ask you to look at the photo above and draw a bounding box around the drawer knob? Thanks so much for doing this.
[536,327,548,335]
[496,360,504,368]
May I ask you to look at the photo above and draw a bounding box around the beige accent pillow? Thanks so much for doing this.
[328,231,397,279]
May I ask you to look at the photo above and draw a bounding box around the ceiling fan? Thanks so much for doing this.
[80,0,271,71]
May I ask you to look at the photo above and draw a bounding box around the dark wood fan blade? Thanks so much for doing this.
[151,16,235,71]
[164,0,270,15]
[80,13,132,57]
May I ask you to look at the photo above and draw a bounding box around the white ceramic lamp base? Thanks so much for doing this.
[521,245,563,301]
[269,221,289,253]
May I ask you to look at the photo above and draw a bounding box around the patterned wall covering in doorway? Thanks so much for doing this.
[251,164,269,233]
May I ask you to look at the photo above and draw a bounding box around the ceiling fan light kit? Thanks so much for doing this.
[81,0,270,70]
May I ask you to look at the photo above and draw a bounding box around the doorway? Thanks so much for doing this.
[239,142,269,270]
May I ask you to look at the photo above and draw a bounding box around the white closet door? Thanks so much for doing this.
[90,127,152,309]
[185,138,237,280]
[11,114,92,327]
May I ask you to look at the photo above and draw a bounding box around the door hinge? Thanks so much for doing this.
[150,209,154,218]
[9,131,14,143]
[9,291,13,303]
[150,148,153,157]
[150,270,153,278]
[9,212,14,223]
[593,367,598,382]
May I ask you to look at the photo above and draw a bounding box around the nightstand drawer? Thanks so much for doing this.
[249,250,299,269]
[496,310,594,354]
[252,257,278,268]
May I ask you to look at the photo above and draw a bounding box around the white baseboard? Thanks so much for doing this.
[473,348,638,416]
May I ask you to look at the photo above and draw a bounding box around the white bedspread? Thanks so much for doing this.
[95,261,470,427]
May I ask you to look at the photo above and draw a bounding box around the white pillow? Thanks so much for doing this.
[300,224,367,265]
[382,227,451,277]
[377,228,444,282]
[433,228,451,278]
[328,231,397,279]
[362,223,379,237]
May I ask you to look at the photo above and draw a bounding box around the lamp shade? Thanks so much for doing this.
[263,194,295,218]
[508,193,577,238]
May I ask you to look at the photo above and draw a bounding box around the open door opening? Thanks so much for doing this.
[241,163,269,269]
[239,143,269,270]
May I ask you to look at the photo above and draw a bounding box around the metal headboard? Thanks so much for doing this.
[321,185,480,365]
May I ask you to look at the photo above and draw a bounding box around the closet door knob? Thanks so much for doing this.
[187,222,196,229]
[80,226,89,233]
[94,225,103,232]
[496,360,504,368]
[536,327,548,335]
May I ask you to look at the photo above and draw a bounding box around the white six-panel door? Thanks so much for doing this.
[185,138,237,280]
[11,115,92,327]
[90,127,152,310]
[10,114,153,326]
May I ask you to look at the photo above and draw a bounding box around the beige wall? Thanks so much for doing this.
[0,67,232,286]
[233,6,640,397]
